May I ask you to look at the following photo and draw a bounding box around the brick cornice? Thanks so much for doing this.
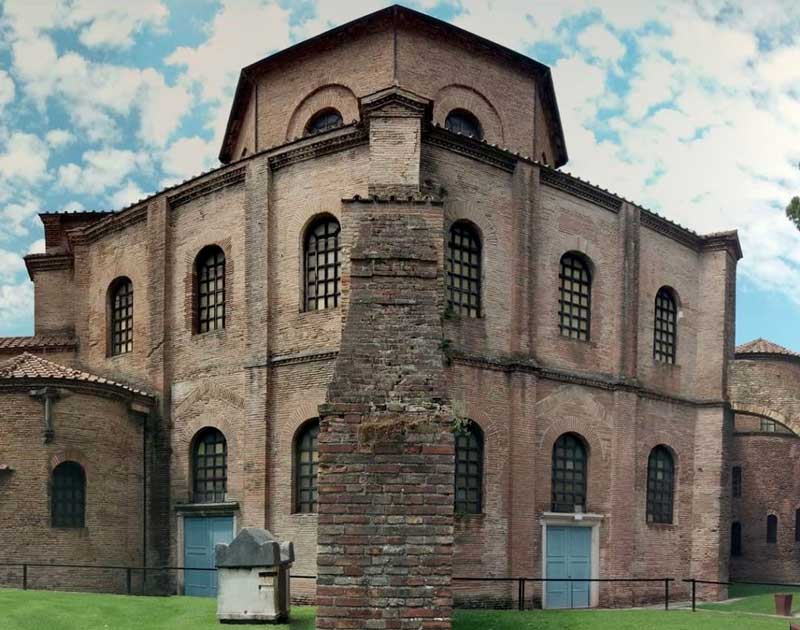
[167,167,246,209]
[540,168,622,213]
[24,253,73,280]
[360,86,430,118]
[640,210,702,251]
[68,205,149,247]
[702,231,743,260]
[266,349,339,367]
[268,126,368,171]
[0,378,155,406]
[425,126,517,173]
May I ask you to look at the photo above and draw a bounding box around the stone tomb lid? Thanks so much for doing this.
[215,528,294,568]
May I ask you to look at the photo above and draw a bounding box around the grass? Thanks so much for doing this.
[698,582,800,616]
[0,588,793,630]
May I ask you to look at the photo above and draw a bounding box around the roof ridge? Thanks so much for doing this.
[736,338,800,357]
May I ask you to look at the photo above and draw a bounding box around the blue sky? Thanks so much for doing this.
[0,0,799,350]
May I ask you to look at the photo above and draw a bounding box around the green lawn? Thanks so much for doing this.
[698,582,800,616]
[0,588,792,630]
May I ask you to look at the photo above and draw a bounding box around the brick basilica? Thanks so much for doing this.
[0,5,797,627]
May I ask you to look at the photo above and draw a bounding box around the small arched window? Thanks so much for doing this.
[446,221,481,318]
[51,461,86,528]
[454,422,483,515]
[767,514,778,543]
[559,253,591,341]
[445,109,483,140]
[109,277,133,355]
[654,287,677,363]
[731,522,742,556]
[304,216,341,311]
[732,466,742,498]
[305,109,343,135]
[196,246,226,333]
[551,433,587,513]
[646,446,675,524]
[295,420,320,514]
[192,428,227,504]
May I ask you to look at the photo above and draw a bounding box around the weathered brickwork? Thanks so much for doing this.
[0,3,766,615]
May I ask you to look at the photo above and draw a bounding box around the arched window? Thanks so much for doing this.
[295,420,320,513]
[305,108,343,135]
[446,221,481,318]
[654,287,677,363]
[454,422,483,514]
[731,522,742,556]
[646,446,675,524]
[559,253,591,341]
[192,428,227,504]
[304,216,341,311]
[196,246,226,333]
[767,514,778,543]
[445,109,483,140]
[551,433,587,513]
[732,466,742,498]
[51,461,85,528]
[109,277,133,355]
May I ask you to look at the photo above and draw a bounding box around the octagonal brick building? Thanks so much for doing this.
[0,4,754,622]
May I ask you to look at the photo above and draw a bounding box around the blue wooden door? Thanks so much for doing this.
[184,516,234,597]
[545,526,591,609]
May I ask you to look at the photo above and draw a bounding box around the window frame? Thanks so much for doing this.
[191,428,228,505]
[305,108,343,135]
[195,246,226,334]
[109,277,134,356]
[551,433,588,513]
[731,521,742,556]
[732,465,742,498]
[767,514,778,544]
[653,287,678,364]
[646,446,676,524]
[454,422,484,515]
[303,216,341,312]
[51,461,86,529]
[294,419,320,514]
[446,220,482,318]
[558,253,592,341]
[444,108,483,140]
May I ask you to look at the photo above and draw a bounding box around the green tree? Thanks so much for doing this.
[788,195,800,231]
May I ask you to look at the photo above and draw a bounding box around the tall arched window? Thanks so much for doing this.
[196,246,226,333]
[305,109,343,135]
[767,514,778,543]
[109,277,133,355]
[731,522,742,556]
[445,109,483,140]
[654,287,677,363]
[295,420,320,513]
[646,446,675,524]
[559,253,591,341]
[192,428,227,504]
[446,221,481,318]
[304,216,341,311]
[51,461,86,528]
[551,433,587,513]
[454,422,483,515]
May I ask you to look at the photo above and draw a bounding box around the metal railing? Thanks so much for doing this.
[683,578,800,612]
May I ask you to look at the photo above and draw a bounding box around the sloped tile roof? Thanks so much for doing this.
[736,338,800,358]
[0,335,77,351]
[0,352,153,398]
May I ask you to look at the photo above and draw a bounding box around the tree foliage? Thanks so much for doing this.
[788,196,800,231]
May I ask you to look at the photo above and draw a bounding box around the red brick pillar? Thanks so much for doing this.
[316,197,454,630]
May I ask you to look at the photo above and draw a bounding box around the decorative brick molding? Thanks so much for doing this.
[641,210,701,251]
[426,126,516,172]
[269,127,368,170]
[168,168,246,209]
[540,168,622,213]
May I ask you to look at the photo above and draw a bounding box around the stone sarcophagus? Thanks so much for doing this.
[215,528,294,624]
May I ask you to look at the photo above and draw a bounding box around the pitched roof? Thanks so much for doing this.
[736,338,800,358]
[0,353,153,398]
[0,335,77,352]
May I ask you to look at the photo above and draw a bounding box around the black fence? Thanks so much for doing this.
[0,562,674,610]
[683,578,800,612]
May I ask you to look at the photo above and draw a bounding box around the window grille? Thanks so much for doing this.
[654,288,677,363]
[559,254,591,341]
[51,462,85,528]
[760,418,778,432]
[306,109,343,135]
[551,433,587,513]
[193,428,227,504]
[454,424,483,514]
[445,109,483,139]
[646,446,675,524]
[732,466,742,498]
[295,420,320,513]
[446,221,481,318]
[304,218,341,311]
[110,279,133,355]
[197,247,226,333]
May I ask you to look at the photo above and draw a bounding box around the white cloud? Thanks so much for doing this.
[110,180,149,209]
[0,280,34,329]
[577,24,625,63]
[0,199,40,238]
[161,136,218,181]
[58,148,150,195]
[0,71,15,112]
[0,249,26,280]
[0,133,50,184]
[27,239,46,255]
[45,129,75,148]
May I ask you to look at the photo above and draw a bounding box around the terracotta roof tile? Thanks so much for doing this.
[0,335,77,350]
[0,352,153,398]
[735,338,800,358]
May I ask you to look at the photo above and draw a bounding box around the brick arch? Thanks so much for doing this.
[175,415,239,456]
[290,399,326,436]
[183,238,234,333]
[444,205,498,252]
[732,402,798,435]
[433,84,505,145]
[286,84,359,141]
[50,449,90,475]
[174,382,245,415]
[539,416,607,463]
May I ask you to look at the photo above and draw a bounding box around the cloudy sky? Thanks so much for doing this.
[0,0,799,349]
